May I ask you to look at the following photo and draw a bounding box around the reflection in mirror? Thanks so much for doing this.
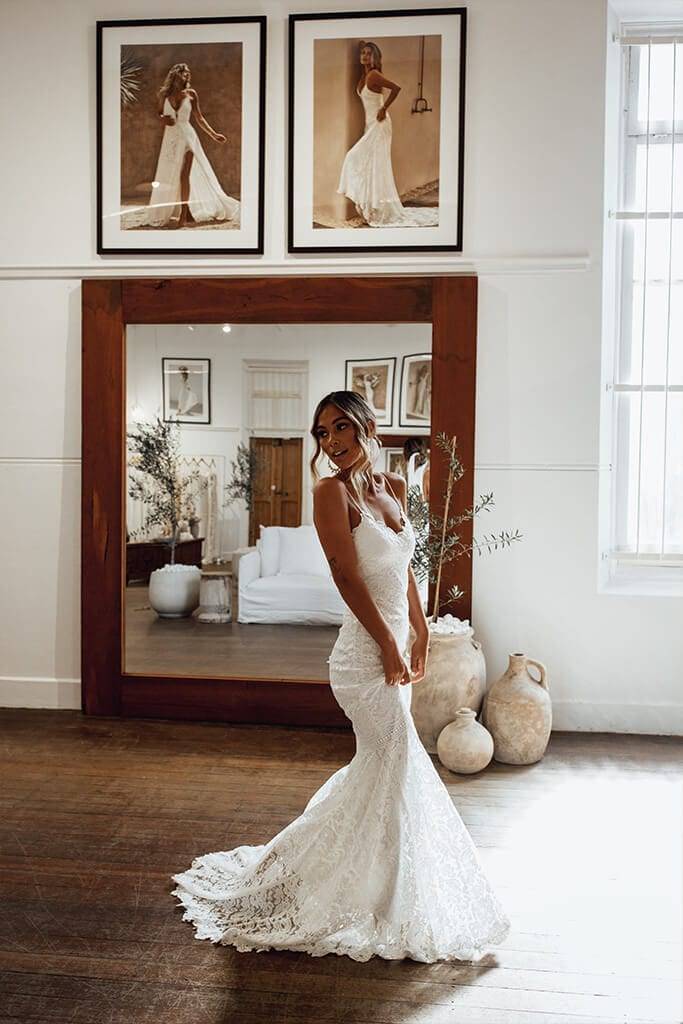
[124,324,431,681]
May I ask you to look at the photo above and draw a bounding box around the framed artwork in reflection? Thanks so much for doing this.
[345,356,396,427]
[399,352,431,428]
[288,7,467,253]
[162,357,211,424]
[97,15,266,254]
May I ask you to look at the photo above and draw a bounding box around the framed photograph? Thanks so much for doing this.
[162,358,211,424]
[384,447,408,480]
[399,353,431,428]
[97,16,266,254]
[288,7,466,253]
[345,357,396,426]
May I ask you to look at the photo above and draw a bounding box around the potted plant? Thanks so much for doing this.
[407,431,522,752]
[127,416,207,618]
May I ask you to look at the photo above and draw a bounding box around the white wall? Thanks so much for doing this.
[126,323,431,552]
[1,0,681,733]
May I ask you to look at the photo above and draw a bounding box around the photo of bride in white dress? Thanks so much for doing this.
[337,42,439,228]
[170,390,511,963]
[123,62,240,230]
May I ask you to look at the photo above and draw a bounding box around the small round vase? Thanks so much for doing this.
[482,652,551,765]
[149,564,201,619]
[436,708,494,774]
[410,627,487,753]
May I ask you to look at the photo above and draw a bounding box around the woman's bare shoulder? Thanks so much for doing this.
[313,476,348,505]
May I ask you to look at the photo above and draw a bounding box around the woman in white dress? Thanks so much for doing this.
[170,390,511,963]
[337,42,439,228]
[125,63,240,230]
[175,366,199,416]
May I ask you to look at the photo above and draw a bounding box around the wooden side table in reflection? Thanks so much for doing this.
[197,571,232,623]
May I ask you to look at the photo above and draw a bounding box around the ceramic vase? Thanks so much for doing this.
[149,564,201,619]
[482,652,551,764]
[436,708,494,774]
[410,627,487,754]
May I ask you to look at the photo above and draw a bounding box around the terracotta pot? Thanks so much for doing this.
[436,708,494,774]
[482,652,551,765]
[410,628,487,753]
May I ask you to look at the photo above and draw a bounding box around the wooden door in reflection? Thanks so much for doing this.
[249,437,302,545]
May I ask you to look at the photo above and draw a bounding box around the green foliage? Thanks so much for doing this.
[224,442,260,511]
[127,417,206,563]
[408,431,523,620]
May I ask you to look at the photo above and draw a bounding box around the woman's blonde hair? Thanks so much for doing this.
[158,63,189,103]
[309,390,381,513]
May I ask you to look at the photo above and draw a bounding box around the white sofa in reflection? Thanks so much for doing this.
[237,524,346,625]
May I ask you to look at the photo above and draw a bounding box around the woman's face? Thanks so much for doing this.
[180,66,191,86]
[360,45,373,68]
[314,404,371,471]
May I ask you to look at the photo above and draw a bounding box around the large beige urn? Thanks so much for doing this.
[410,626,487,753]
[482,652,551,765]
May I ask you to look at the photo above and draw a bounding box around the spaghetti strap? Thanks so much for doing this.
[381,474,406,522]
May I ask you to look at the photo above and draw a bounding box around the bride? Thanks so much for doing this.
[337,42,439,229]
[124,63,240,230]
[170,390,510,962]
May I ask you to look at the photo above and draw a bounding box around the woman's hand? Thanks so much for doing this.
[381,637,411,687]
[409,630,429,684]
[376,106,387,122]
[161,114,176,126]
[213,132,227,143]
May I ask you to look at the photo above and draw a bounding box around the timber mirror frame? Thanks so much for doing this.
[81,275,477,727]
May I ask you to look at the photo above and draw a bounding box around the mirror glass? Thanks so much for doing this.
[124,323,432,680]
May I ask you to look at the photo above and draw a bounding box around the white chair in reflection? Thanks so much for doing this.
[237,524,346,625]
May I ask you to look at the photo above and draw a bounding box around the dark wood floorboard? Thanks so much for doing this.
[0,710,681,1024]
[124,586,337,680]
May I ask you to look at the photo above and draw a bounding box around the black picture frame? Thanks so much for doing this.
[97,16,266,255]
[162,357,212,425]
[288,7,467,254]
[399,351,431,428]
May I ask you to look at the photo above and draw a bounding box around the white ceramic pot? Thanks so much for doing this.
[148,564,201,618]
[410,626,487,753]
[482,652,551,765]
[436,708,494,774]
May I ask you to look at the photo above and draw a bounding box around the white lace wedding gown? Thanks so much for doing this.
[337,85,439,228]
[124,95,240,229]
[170,484,511,962]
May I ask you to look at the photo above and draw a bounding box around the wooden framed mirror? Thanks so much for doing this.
[81,275,477,726]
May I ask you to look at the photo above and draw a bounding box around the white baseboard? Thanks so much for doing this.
[0,676,81,709]
[1,677,681,735]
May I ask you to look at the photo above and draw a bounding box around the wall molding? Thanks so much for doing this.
[0,255,591,281]
[0,456,607,472]
[1,676,679,734]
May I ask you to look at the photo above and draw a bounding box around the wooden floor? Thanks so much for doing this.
[1,709,681,1024]
[124,585,338,680]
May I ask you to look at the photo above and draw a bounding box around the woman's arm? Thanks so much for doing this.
[367,68,400,121]
[158,97,176,127]
[313,477,410,685]
[188,89,226,143]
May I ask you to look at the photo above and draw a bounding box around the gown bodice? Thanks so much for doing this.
[357,84,388,129]
[164,95,192,125]
[328,494,415,674]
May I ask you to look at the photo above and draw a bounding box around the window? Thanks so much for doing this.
[609,30,683,581]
